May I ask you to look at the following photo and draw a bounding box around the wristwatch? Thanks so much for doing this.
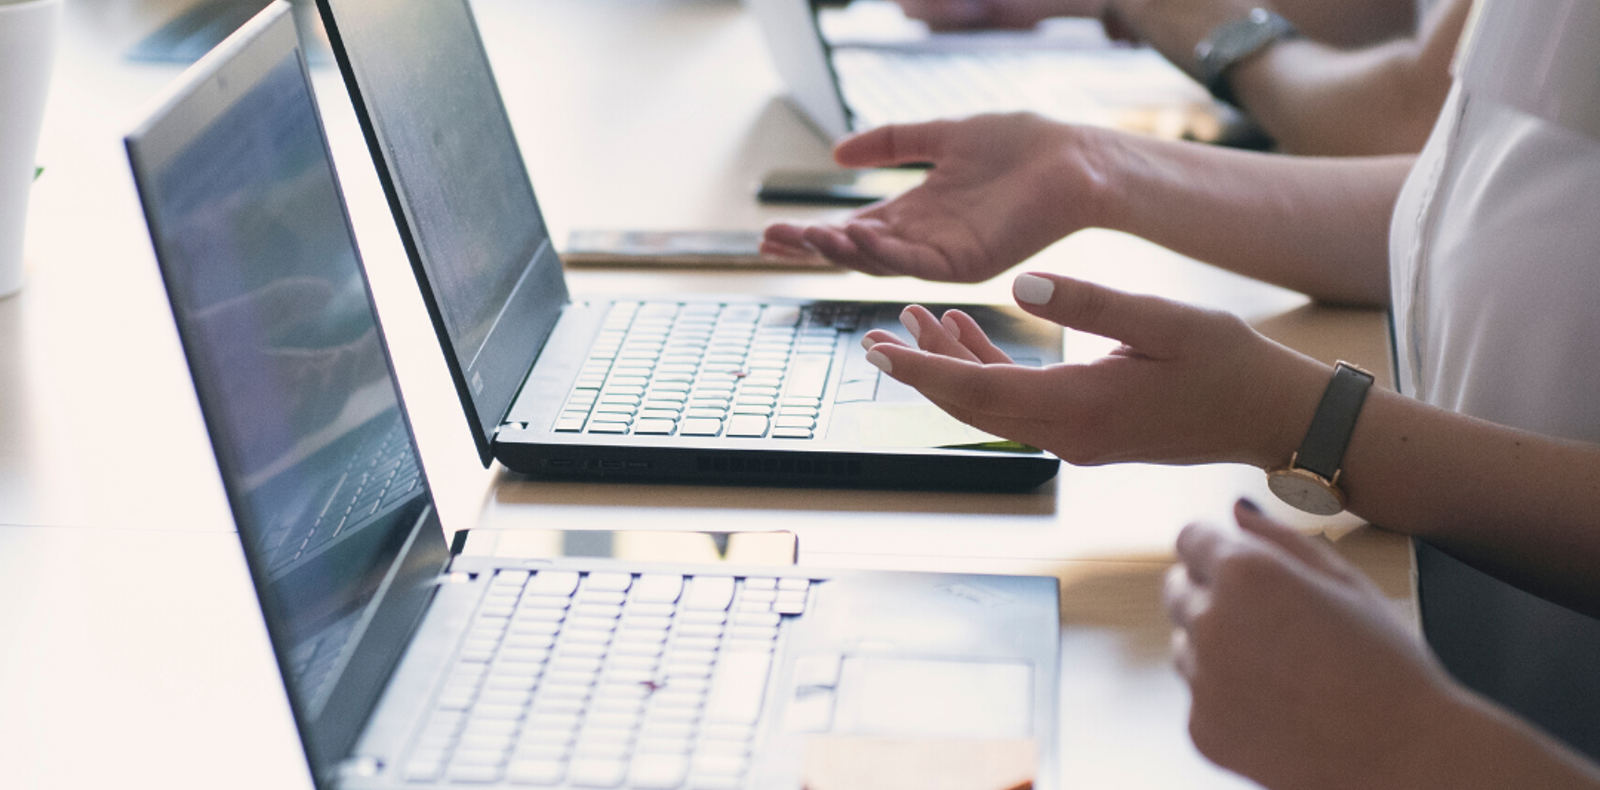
[1194,8,1301,106]
[1266,361,1374,515]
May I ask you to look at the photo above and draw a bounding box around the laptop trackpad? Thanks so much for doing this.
[831,656,1033,739]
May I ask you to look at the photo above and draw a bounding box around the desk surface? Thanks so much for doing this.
[0,1,1411,788]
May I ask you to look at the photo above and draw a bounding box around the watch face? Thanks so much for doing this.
[1267,470,1344,516]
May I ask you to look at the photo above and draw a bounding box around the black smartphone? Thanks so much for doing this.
[756,168,926,206]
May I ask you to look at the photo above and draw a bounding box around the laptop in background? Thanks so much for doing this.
[126,6,1060,788]
[309,0,1063,492]
[747,0,1215,142]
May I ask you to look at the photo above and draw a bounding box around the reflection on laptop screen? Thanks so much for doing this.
[132,36,431,744]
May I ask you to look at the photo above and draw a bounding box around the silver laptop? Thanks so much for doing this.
[746,0,1210,141]
[306,0,1064,492]
[126,6,1060,788]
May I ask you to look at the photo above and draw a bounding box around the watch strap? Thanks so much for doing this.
[1293,362,1374,480]
[1195,8,1301,106]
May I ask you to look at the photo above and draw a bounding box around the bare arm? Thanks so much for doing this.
[764,116,1404,303]
[1168,504,1600,790]
[1106,0,1458,155]
[1228,0,1466,155]
[861,275,1600,619]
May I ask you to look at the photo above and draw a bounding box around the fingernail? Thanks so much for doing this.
[865,348,892,374]
[1237,498,1261,514]
[898,308,921,340]
[1013,273,1054,305]
[860,335,877,351]
[941,312,961,341]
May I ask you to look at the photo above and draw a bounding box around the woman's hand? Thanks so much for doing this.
[1165,501,1463,789]
[858,272,1327,467]
[762,114,1112,283]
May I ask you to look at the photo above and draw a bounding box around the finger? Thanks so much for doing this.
[834,122,950,169]
[799,225,893,276]
[1012,272,1191,356]
[758,238,814,260]
[859,342,1080,420]
[1233,500,1358,582]
[1170,628,1196,681]
[844,220,960,281]
[899,305,983,363]
[762,222,812,249]
[1161,563,1196,626]
[861,329,911,351]
[939,309,1014,365]
[1173,521,1234,586]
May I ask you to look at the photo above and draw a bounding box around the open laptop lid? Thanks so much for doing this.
[746,0,856,141]
[126,4,453,783]
[312,0,570,466]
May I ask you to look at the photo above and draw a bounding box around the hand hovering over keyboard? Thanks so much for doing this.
[762,113,1110,284]
[858,271,1330,468]
[1165,501,1600,790]
[764,112,1406,303]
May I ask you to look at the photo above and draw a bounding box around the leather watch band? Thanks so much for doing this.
[1293,362,1374,480]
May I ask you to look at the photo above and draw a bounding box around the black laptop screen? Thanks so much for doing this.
[317,0,570,462]
[130,27,448,777]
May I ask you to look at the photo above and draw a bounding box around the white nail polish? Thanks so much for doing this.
[1013,274,1054,305]
[941,313,961,341]
[865,348,892,374]
[860,335,876,350]
[898,309,921,340]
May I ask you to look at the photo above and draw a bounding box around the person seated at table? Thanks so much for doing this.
[765,0,1600,762]
[1163,499,1600,790]
[884,0,1466,155]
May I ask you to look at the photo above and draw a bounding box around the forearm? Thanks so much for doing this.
[1245,363,1600,618]
[1400,687,1600,790]
[1080,129,1404,304]
[1228,0,1462,155]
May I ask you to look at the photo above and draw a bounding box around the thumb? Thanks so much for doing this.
[834,121,950,169]
[1011,272,1192,355]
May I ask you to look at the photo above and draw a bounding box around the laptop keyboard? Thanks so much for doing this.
[554,301,859,440]
[403,569,813,788]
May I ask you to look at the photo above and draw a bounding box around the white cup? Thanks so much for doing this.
[0,0,61,299]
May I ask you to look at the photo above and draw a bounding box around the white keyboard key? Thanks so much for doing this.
[447,763,503,783]
[742,577,777,591]
[563,642,610,658]
[699,722,755,743]
[663,676,711,694]
[724,415,768,437]
[651,690,706,709]
[680,610,727,625]
[635,736,694,755]
[529,571,581,596]
[732,611,781,628]
[791,653,842,688]
[629,754,690,789]
[505,758,566,786]
[777,578,809,591]
[738,589,777,604]
[630,569,681,601]
[564,629,616,645]
[403,758,444,782]
[639,721,696,740]
[455,742,514,762]
[621,614,673,631]
[608,654,661,671]
[628,602,678,617]
[614,641,665,658]
[578,591,628,607]
[687,774,743,789]
[665,649,718,668]
[573,740,632,759]
[690,754,749,777]
[672,636,720,653]
[683,577,735,611]
[568,758,628,788]
[705,651,772,725]
[676,622,725,639]
[551,655,605,674]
